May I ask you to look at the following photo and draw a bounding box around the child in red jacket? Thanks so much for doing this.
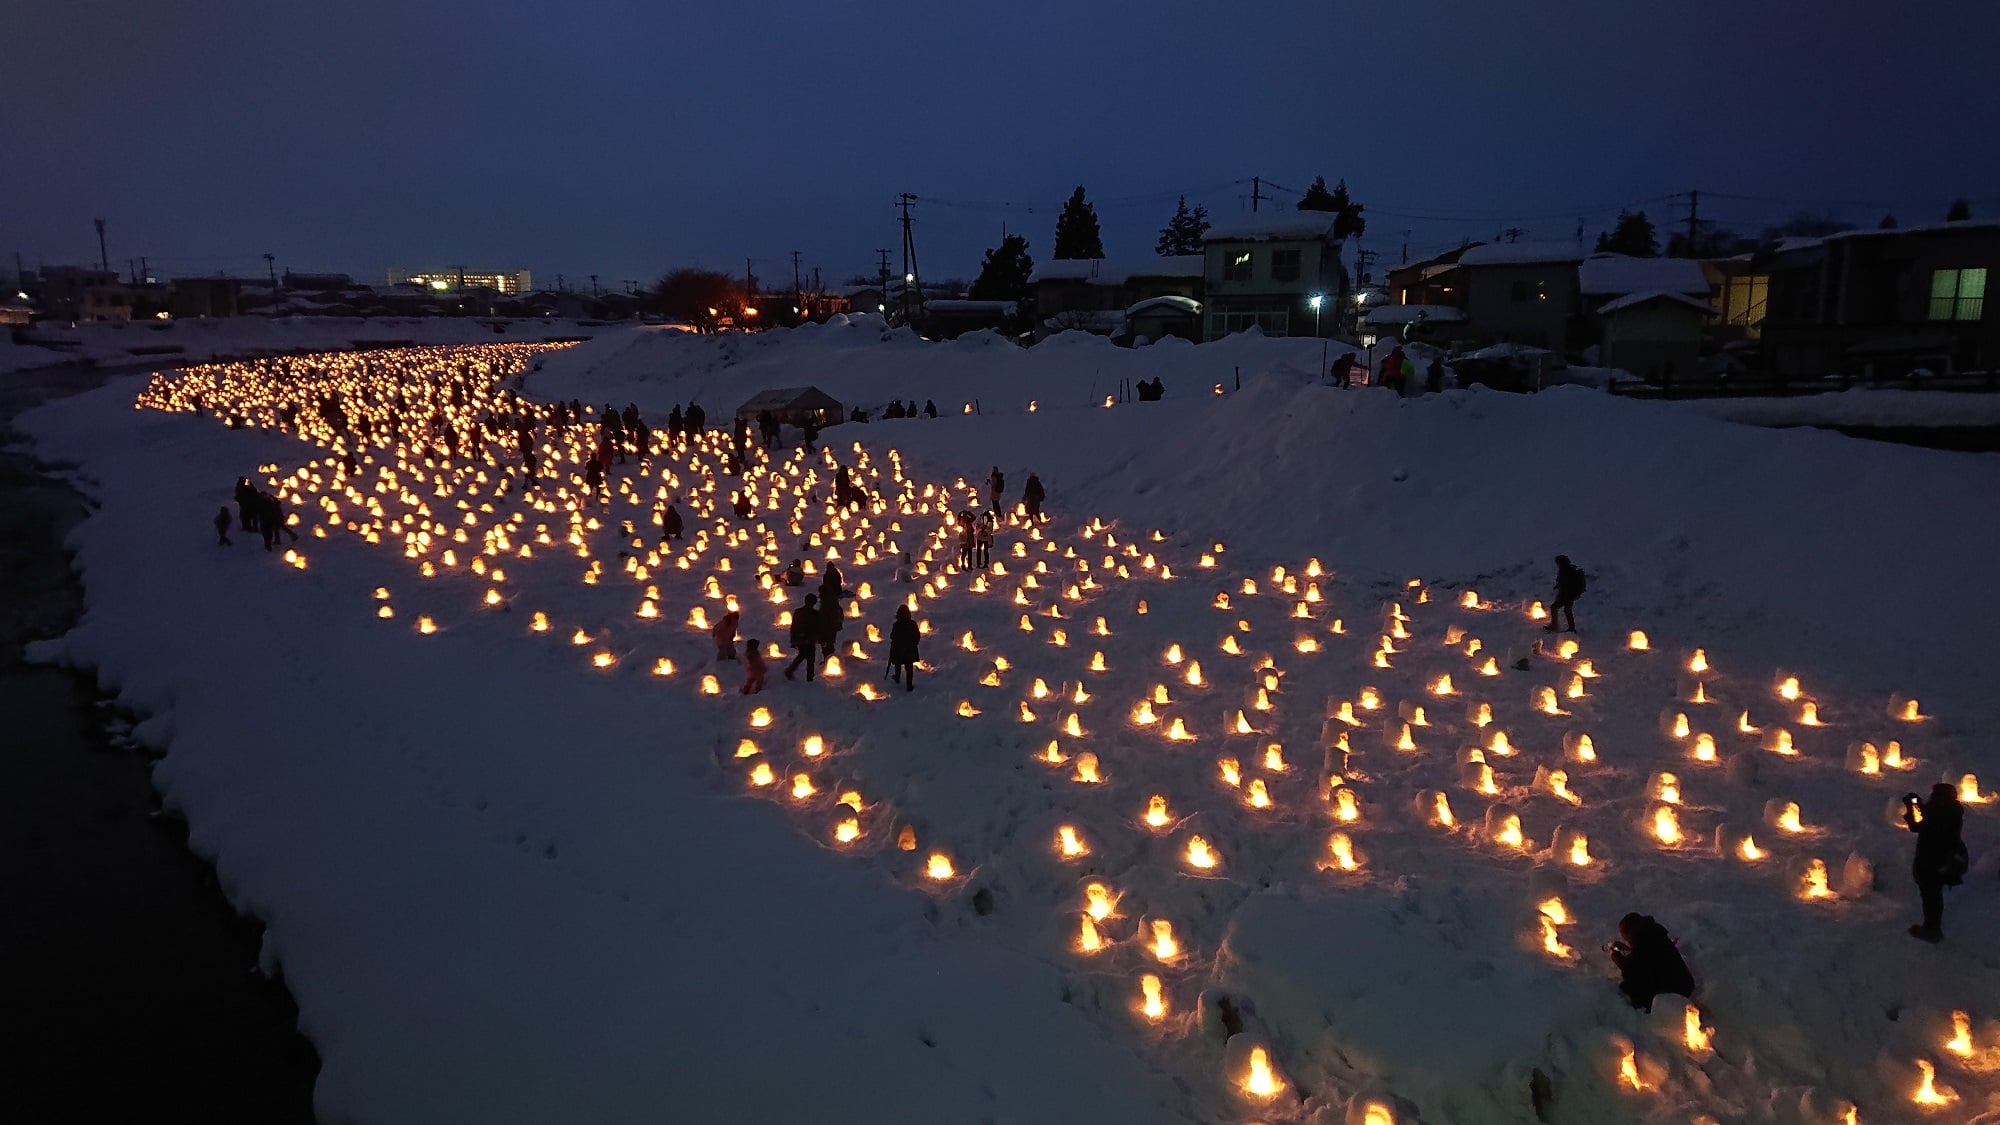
[741,639,767,695]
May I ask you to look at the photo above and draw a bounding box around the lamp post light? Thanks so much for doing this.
[1309,293,1327,378]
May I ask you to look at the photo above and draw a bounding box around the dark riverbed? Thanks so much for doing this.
[0,369,319,1122]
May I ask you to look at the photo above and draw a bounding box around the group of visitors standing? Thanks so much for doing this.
[218,476,299,552]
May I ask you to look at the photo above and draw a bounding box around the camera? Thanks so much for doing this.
[1903,793,1922,806]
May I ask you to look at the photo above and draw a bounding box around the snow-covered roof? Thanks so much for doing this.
[1577,254,1710,298]
[1030,257,1204,285]
[1456,240,1587,267]
[1595,290,1715,316]
[1419,263,1461,279]
[1204,212,1341,242]
[1362,304,1467,327]
[1125,295,1202,317]
[1042,310,1127,334]
[1825,217,2000,241]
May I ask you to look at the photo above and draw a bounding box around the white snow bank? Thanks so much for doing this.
[1673,389,2000,429]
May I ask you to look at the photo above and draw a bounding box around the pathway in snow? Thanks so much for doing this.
[130,344,1997,1123]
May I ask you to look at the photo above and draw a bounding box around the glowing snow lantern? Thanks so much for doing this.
[1149,919,1181,962]
[749,761,775,787]
[925,853,955,880]
[1185,661,1205,687]
[529,612,549,631]
[1084,882,1115,920]
[896,825,917,851]
[1779,675,1801,701]
[1627,629,1650,651]
[1652,806,1682,846]
[1768,728,1797,756]
[1063,711,1085,737]
[417,615,437,634]
[1693,732,1717,762]
[1670,712,1691,739]
[1540,915,1573,960]
[1489,730,1514,756]
[1144,794,1171,829]
[855,682,883,701]
[591,651,616,668]
[1325,832,1359,871]
[1800,858,1834,900]
[749,706,773,729]
[1913,1058,1957,1107]
[1738,710,1760,734]
[957,700,980,717]
[700,674,721,695]
[1899,698,1927,722]
[1262,743,1286,771]
[1039,740,1066,765]
[1568,833,1592,866]
[570,628,591,646]
[802,734,825,757]
[1334,786,1360,823]
[1432,674,1455,696]
[1945,1010,1973,1057]
[1166,717,1194,742]
[1536,687,1562,715]
[1618,1043,1645,1091]
[1073,752,1101,783]
[1799,701,1822,726]
[790,772,815,800]
[1077,916,1104,953]
[1140,974,1166,1021]
[1057,825,1090,858]
[1431,792,1456,828]
[1737,834,1765,861]
[377,605,395,619]
[1185,835,1218,869]
[1683,1004,1713,1055]
[1246,778,1272,809]
[833,816,860,844]
[1164,643,1183,664]
[1240,1046,1285,1101]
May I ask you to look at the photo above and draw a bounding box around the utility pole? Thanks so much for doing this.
[138,256,148,284]
[94,219,109,273]
[589,273,599,297]
[1400,229,1412,264]
[1251,177,1262,213]
[264,252,278,293]
[1684,189,1700,257]
[875,248,890,317]
[791,250,802,318]
[897,193,922,324]
[1355,248,1377,291]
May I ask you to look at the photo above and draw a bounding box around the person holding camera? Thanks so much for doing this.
[1605,912,1695,1012]
[1903,783,1968,943]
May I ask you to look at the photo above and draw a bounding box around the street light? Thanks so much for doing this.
[1309,293,1327,377]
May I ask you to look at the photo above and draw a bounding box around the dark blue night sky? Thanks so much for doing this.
[7,0,1996,287]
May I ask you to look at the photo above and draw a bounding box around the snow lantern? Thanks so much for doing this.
[1185,835,1218,870]
[1237,1045,1286,1102]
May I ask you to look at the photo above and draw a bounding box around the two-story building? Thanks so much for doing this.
[1200,213,1348,341]
[1760,220,1996,376]
[1450,241,1586,350]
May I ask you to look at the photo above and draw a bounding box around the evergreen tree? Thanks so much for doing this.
[1594,210,1660,257]
[1295,176,1366,238]
[1154,196,1210,256]
[1052,186,1105,260]
[1879,214,1899,229]
[1946,198,1972,222]
[968,235,1034,301]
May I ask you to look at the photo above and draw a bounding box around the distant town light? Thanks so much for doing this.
[904,272,914,283]
[429,280,449,291]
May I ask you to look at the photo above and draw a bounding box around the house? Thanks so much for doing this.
[1125,295,1202,344]
[1029,257,1203,338]
[1759,220,1997,376]
[37,265,132,322]
[1384,243,1481,309]
[1576,254,1712,375]
[169,277,242,319]
[1451,241,1586,349]
[1200,213,1348,341]
[1594,291,1712,380]
[1361,304,1467,345]
[733,386,844,431]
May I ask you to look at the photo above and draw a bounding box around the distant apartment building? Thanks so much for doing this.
[392,268,533,294]
[1199,213,1349,342]
[38,265,133,322]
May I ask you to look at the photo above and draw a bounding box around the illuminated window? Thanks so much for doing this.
[1224,252,1253,282]
[1929,268,1986,321]
[1271,249,1301,283]
[1724,274,1768,331]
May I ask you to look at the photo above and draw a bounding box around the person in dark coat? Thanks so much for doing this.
[758,409,780,449]
[668,404,683,435]
[1547,555,1586,633]
[923,399,938,418]
[956,512,975,569]
[661,502,684,541]
[987,466,1005,512]
[1607,913,1695,1012]
[1425,359,1445,395]
[816,571,844,659]
[782,559,805,587]
[731,490,754,519]
[785,594,819,681]
[888,604,920,690]
[1904,782,1968,942]
[583,456,604,500]
[801,421,818,452]
[235,477,259,531]
[213,506,233,546]
[740,638,767,695]
[258,492,297,552]
[712,610,740,662]
[686,402,705,432]
[1022,473,1046,521]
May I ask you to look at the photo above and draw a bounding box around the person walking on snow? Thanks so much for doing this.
[1022,473,1046,521]
[1903,782,1968,943]
[888,604,921,690]
[712,610,740,662]
[987,466,1005,512]
[235,476,259,532]
[740,638,767,695]
[956,512,976,569]
[1546,555,1586,633]
[974,511,995,569]
[785,594,820,682]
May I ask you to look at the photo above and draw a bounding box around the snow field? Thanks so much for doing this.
[21,333,2000,1123]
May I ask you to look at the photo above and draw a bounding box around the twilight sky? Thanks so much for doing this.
[6,0,1996,290]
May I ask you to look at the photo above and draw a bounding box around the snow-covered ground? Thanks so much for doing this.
[18,327,2000,1123]
[1673,389,2000,429]
[0,316,601,375]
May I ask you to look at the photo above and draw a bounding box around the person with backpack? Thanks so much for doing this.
[1605,913,1696,1012]
[785,594,819,682]
[987,466,1005,512]
[887,604,920,690]
[1903,783,1968,943]
[712,609,740,662]
[1022,472,1046,521]
[1546,555,1586,633]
